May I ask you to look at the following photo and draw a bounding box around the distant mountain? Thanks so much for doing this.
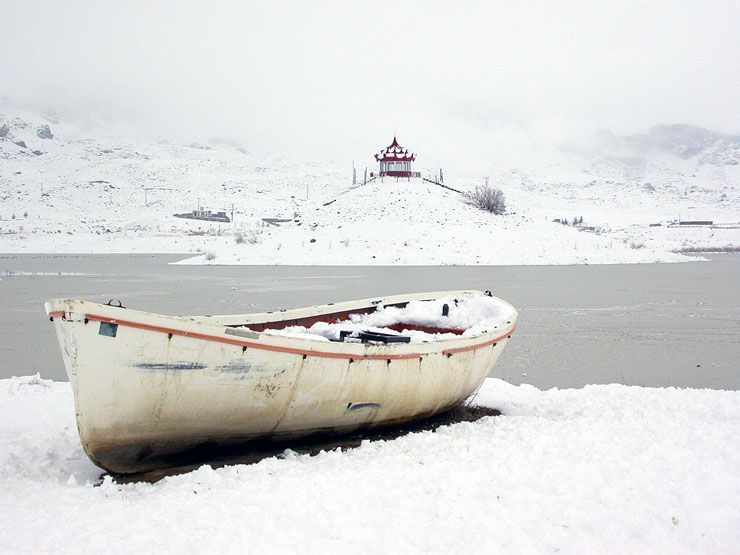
[0,114,53,158]
[590,125,739,166]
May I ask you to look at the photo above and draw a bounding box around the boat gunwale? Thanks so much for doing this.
[45,290,517,360]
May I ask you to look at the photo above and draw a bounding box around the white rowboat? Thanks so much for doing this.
[46,291,517,474]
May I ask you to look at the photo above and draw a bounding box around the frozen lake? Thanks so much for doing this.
[0,253,737,389]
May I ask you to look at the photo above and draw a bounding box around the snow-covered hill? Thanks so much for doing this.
[1,107,737,264]
[179,178,690,265]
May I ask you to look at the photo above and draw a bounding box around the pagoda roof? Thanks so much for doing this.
[374,136,416,162]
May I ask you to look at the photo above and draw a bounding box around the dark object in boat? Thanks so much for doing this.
[337,330,411,344]
[442,303,450,316]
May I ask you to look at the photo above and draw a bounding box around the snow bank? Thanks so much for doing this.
[1,375,737,552]
[261,295,515,343]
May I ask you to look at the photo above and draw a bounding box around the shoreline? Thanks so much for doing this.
[0,249,711,266]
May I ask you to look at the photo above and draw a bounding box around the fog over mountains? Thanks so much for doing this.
[586,125,740,165]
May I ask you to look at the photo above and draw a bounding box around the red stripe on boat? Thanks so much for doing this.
[81,313,514,360]
[442,326,515,355]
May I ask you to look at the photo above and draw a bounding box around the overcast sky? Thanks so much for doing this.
[2,1,738,162]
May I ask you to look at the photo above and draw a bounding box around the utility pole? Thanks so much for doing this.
[231,203,235,223]
[364,167,367,185]
[352,162,356,186]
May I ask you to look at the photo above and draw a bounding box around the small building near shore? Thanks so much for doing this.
[372,137,420,178]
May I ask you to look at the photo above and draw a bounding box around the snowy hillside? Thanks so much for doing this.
[180,178,689,265]
[517,124,739,236]
[1,374,738,552]
[1,107,737,265]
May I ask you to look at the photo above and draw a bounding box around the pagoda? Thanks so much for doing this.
[373,136,420,178]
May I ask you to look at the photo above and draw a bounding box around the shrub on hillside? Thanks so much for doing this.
[464,185,506,215]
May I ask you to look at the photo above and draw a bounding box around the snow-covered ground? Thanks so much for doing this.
[1,106,738,265]
[1,374,737,552]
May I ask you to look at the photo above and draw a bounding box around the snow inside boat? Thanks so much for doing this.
[45,291,517,474]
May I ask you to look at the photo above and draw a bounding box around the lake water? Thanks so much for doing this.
[0,253,737,389]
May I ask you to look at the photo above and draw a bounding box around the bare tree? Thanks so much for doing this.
[464,185,506,215]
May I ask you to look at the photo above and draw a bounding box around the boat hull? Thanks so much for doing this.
[46,292,516,474]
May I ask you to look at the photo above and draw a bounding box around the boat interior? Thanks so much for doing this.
[238,300,467,343]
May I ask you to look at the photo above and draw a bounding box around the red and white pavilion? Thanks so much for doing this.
[372,137,420,178]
